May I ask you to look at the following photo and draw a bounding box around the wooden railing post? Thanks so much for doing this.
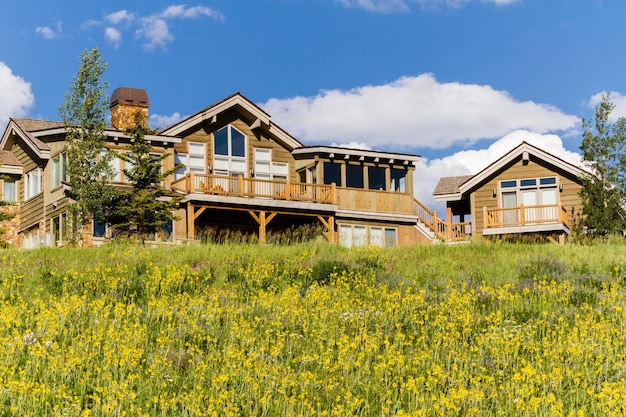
[331,183,337,204]
[238,175,244,197]
[446,207,452,241]
[188,172,194,193]
[520,204,525,226]
[483,206,488,227]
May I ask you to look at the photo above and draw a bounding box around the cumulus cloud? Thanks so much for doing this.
[35,22,62,40]
[150,112,185,130]
[262,74,578,151]
[587,91,626,121]
[136,5,224,50]
[0,62,34,127]
[336,0,517,12]
[105,27,122,49]
[413,130,582,211]
[87,5,223,50]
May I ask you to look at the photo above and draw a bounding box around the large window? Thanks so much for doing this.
[339,224,397,248]
[52,152,67,188]
[2,179,16,202]
[499,176,559,222]
[213,125,247,177]
[25,168,42,200]
[323,162,342,186]
[390,168,406,192]
[346,164,364,189]
[175,142,206,180]
[368,166,386,190]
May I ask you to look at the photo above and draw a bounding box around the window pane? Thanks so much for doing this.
[501,180,517,188]
[353,226,367,247]
[93,218,106,238]
[214,127,229,155]
[3,180,16,201]
[540,177,557,185]
[520,179,536,187]
[52,157,60,188]
[346,164,364,188]
[368,166,386,190]
[370,227,384,247]
[255,148,271,161]
[231,128,246,157]
[384,228,397,247]
[324,162,342,185]
[339,225,352,248]
[188,142,205,155]
[390,169,406,192]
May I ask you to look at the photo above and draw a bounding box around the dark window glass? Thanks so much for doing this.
[501,180,517,188]
[231,128,246,157]
[540,177,557,185]
[390,168,406,192]
[346,164,364,188]
[214,127,229,155]
[93,218,106,238]
[520,179,536,187]
[323,162,342,185]
[368,166,386,190]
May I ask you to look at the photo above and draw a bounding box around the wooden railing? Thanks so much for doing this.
[483,203,568,229]
[412,198,471,242]
[170,173,337,204]
[336,188,414,214]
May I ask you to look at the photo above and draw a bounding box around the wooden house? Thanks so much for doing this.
[0,88,435,248]
[432,141,586,243]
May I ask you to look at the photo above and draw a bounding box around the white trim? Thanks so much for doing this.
[459,142,587,195]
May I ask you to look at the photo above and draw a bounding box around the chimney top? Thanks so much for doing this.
[110,87,149,109]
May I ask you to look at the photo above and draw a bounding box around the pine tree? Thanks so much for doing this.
[58,48,117,241]
[107,112,180,243]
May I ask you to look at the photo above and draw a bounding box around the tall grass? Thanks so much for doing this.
[0,241,625,415]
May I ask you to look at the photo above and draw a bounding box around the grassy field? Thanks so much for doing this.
[1,241,626,416]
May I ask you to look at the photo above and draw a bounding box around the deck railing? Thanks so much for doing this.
[483,203,568,229]
[170,173,337,204]
[412,198,471,242]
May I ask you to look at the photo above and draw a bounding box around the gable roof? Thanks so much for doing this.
[0,149,22,175]
[433,141,587,202]
[432,175,473,201]
[161,92,303,151]
[0,118,55,159]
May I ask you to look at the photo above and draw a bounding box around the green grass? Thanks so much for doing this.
[0,241,626,416]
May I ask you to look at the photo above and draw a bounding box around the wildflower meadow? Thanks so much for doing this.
[0,242,625,416]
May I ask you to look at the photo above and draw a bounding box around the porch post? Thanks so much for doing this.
[446,207,453,241]
[187,203,195,242]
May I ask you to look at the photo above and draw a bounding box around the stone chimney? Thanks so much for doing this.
[110,87,149,130]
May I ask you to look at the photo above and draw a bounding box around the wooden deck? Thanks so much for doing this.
[482,203,569,235]
[170,173,336,205]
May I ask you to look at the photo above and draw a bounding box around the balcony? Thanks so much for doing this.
[482,203,570,235]
[170,173,336,205]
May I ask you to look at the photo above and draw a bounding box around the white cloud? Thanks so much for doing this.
[136,5,224,50]
[150,112,184,130]
[336,0,517,12]
[89,5,223,50]
[0,62,34,127]
[587,91,626,121]
[413,130,582,212]
[35,22,62,40]
[262,74,578,151]
[105,27,122,49]
[105,10,135,25]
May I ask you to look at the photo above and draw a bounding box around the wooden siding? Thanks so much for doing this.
[471,158,583,236]
[20,193,44,232]
[336,188,414,215]
[174,114,298,182]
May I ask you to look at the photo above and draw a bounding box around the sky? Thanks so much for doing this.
[2,0,626,210]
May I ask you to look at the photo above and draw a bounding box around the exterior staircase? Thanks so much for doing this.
[412,197,471,243]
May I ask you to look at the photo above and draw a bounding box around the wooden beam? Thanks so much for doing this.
[193,207,207,220]
[187,203,195,241]
[248,210,278,244]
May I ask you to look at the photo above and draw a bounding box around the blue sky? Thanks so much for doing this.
[1,0,626,207]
